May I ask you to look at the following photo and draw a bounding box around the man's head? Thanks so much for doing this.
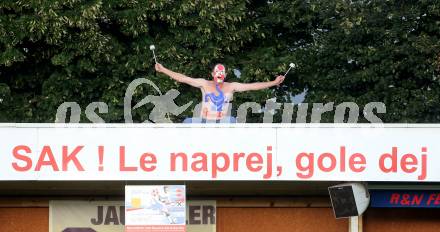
[212,64,226,84]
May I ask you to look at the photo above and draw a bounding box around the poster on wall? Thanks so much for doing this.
[125,185,186,232]
[50,200,214,232]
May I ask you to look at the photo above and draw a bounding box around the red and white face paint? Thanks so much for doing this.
[213,64,226,84]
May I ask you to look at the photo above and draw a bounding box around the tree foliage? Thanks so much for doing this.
[304,0,440,122]
[0,0,439,123]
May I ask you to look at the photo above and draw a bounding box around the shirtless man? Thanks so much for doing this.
[155,63,285,123]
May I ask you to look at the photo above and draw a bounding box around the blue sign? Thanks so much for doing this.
[370,190,440,208]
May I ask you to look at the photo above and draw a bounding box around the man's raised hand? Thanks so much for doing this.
[274,75,286,86]
[155,63,164,73]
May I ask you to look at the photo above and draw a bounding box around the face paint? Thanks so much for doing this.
[213,64,226,84]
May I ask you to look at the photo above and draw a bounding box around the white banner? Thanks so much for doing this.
[186,201,216,232]
[49,200,215,232]
[0,124,438,181]
[50,201,125,232]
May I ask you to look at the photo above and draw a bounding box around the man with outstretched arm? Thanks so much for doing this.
[155,63,285,123]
